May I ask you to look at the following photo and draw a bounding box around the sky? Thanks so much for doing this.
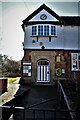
[0,1,80,61]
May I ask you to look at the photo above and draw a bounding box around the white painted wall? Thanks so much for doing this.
[23,24,79,50]
[79,26,80,50]
[64,26,79,50]
[29,9,59,22]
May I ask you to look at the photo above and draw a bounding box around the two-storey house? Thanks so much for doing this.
[21,4,80,85]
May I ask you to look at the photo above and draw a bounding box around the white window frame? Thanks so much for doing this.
[51,26,56,36]
[71,53,80,71]
[44,25,49,36]
[32,26,37,36]
[38,25,43,36]
[32,25,57,36]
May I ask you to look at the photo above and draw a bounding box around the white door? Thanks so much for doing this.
[37,60,50,82]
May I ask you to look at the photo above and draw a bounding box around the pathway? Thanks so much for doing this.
[0,80,20,105]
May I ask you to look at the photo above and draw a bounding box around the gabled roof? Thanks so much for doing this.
[23,4,62,24]
[22,4,80,26]
[61,16,80,25]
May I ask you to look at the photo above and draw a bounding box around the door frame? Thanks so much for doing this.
[37,59,50,82]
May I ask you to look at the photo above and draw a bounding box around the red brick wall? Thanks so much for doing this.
[23,50,32,62]
[21,49,80,83]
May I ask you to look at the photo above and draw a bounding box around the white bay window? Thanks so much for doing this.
[32,25,56,36]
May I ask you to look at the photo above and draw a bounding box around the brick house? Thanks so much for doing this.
[21,4,80,85]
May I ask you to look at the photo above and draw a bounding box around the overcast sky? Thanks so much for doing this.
[0,1,80,60]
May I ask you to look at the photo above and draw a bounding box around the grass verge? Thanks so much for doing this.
[8,77,20,83]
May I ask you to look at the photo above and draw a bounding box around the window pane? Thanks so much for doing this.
[28,72,31,76]
[78,54,80,60]
[44,25,49,36]
[23,66,28,73]
[23,63,32,76]
[38,61,49,65]
[38,25,43,36]
[32,26,37,35]
[51,26,56,36]
[78,54,80,69]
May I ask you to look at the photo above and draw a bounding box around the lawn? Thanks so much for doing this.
[8,77,21,83]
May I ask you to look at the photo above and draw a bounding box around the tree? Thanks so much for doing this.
[4,59,21,77]
[0,54,9,76]
[0,54,21,77]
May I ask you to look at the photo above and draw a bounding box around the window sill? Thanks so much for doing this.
[72,69,80,71]
[31,35,57,37]
[23,74,32,77]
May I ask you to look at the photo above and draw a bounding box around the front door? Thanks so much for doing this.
[37,60,50,82]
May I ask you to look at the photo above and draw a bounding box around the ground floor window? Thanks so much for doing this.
[23,62,32,76]
[71,53,80,71]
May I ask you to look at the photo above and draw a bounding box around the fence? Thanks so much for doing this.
[1,105,79,120]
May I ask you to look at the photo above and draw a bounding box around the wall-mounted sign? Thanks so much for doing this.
[56,56,61,62]
[40,14,47,20]
[62,69,65,74]
[56,68,61,76]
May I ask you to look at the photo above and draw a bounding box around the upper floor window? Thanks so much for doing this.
[71,53,80,71]
[38,25,43,36]
[51,26,56,36]
[32,26,37,36]
[44,25,49,36]
[32,25,56,36]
